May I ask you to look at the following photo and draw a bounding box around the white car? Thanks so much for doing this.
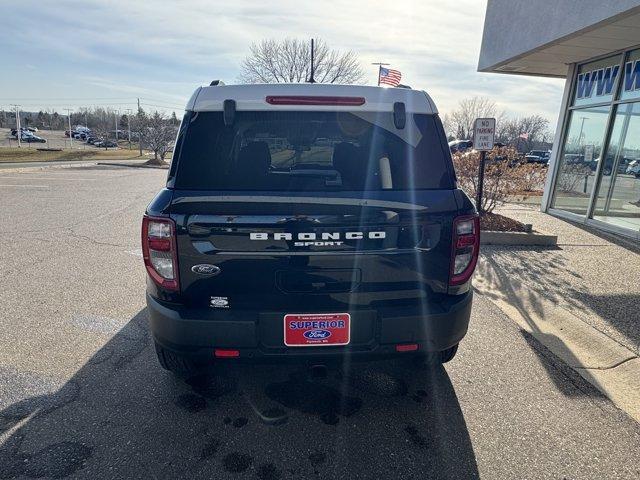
[626,160,640,177]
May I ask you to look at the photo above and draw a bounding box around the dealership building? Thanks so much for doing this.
[480,0,640,240]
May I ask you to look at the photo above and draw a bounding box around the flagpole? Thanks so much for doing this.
[372,62,390,86]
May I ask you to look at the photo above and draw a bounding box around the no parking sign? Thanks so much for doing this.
[473,118,496,151]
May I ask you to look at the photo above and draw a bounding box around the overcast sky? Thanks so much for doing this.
[0,0,564,124]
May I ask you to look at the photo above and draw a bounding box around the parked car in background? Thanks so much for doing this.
[21,132,46,143]
[449,139,473,154]
[626,159,640,177]
[11,127,32,138]
[524,150,550,164]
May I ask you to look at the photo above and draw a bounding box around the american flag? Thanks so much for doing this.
[379,67,402,87]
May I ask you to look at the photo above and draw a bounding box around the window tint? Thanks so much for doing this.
[173,111,452,191]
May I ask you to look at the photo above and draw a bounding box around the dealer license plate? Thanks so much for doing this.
[284,313,350,346]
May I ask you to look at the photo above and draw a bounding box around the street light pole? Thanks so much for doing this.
[137,98,143,157]
[126,108,132,150]
[65,108,73,148]
[578,116,588,146]
[11,104,21,147]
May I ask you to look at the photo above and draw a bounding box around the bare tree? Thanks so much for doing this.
[496,115,551,151]
[137,111,177,165]
[239,38,365,84]
[92,109,115,149]
[446,97,506,140]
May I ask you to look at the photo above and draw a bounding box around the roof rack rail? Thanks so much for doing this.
[209,80,225,86]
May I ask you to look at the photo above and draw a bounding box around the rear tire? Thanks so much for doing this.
[155,342,200,375]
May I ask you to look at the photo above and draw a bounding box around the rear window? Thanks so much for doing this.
[173,111,452,191]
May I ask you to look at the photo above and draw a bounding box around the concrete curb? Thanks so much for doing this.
[97,162,169,170]
[481,230,558,246]
[474,258,640,423]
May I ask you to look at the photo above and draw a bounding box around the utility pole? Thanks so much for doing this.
[137,98,143,156]
[371,62,390,86]
[65,108,73,148]
[11,105,21,147]
[125,108,132,150]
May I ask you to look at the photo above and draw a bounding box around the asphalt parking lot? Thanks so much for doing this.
[0,129,88,150]
[0,165,639,479]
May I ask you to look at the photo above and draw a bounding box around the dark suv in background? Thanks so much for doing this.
[143,83,479,375]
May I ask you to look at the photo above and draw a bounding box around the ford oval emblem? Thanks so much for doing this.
[191,264,221,276]
[303,329,332,340]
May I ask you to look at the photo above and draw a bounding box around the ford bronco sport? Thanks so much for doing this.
[143,83,479,374]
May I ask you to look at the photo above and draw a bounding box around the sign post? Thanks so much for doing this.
[473,117,496,214]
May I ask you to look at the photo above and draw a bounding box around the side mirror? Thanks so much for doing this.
[223,99,236,126]
[393,102,406,129]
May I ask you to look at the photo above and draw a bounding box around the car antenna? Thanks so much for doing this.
[308,38,316,83]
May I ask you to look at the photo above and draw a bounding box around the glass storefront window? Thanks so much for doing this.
[572,55,622,107]
[620,48,640,102]
[551,105,610,215]
[592,102,640,233]
[551,47,640,238]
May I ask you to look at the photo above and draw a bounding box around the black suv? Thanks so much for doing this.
[143,84,479,374]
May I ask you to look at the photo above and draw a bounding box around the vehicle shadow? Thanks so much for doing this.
[475,246,613,398]
[571,293,639,353]
[0,309,479,479]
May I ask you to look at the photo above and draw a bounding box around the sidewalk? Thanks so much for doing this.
[475,203,640,421]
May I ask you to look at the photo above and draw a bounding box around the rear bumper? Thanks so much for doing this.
[147,291,472,362]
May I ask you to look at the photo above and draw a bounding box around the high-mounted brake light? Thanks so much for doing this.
[142,216,179,291]
[265,95,366,106]
[449,215,480,286]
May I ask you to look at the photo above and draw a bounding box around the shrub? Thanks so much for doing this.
[451,147,546,213]
[518,163,548,193]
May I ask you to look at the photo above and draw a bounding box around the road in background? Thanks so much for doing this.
[0,165,638,479]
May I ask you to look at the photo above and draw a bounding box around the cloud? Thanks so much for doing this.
[0,0,564,121]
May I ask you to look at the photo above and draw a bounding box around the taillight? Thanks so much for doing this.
[142,216,179,291]
[449,215,480,286]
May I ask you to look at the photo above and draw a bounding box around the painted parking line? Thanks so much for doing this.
[0,184,49,188]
